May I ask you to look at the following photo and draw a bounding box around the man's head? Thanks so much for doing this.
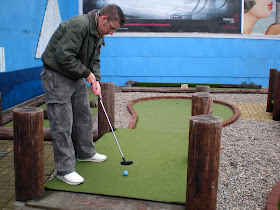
[98,5,125,36]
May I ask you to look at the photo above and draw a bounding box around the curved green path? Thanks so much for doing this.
[46,98,234,204]
[133,99,233,132]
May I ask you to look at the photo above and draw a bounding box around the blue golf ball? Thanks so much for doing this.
[123,170,128,176]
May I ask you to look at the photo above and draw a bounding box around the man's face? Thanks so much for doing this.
[98,16,120,36]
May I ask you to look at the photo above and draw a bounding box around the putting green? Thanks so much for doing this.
[45,98,234,203]
[133,99,233,132]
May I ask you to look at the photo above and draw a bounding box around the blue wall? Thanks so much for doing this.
[100,35,280,87]
[0,0,279,111]
[0,0,78,110]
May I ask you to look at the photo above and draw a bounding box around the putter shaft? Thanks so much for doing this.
[98,97,124,158]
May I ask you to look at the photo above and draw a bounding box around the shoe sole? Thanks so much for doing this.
[57,176,84,185]
[77,158,107,162]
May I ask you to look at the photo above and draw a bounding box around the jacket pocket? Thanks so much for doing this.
[40,68,46,76]
[41,68,56,90]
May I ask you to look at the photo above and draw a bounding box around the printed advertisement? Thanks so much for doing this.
[83,0,242,33]
[243,0,280,35]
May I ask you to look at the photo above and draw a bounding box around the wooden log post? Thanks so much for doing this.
[43,109,48,119]
[267,68,277,112]
[0,92,2,126]
[186,115,223,210]
[90,100,98,108]
[98,82,115,138]
[273,71,280,120]
[13,107,44,202]
[192,92,213,116]
[196,85,210,93]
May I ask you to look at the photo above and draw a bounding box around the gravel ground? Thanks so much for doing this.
[114,92,280,209]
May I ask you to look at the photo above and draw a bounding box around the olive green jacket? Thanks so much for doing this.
[41,10,105,81]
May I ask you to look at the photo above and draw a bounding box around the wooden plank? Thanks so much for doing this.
[2,96,45,125]
[0,127,51,140]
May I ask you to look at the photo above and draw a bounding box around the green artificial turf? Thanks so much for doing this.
[46,128,188,203]
[45,98,234,204]
[133,99,233,133]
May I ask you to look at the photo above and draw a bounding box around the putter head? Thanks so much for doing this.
[121,161,133,165]
[121,157,133,165]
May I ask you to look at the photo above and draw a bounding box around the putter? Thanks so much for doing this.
[98,95,133,166]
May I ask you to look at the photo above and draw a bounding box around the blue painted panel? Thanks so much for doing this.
[0,28,43,71]
[0,1,47,32]
[0,67,42,95]
[0,67,43,110]
[101,57,273,77]
[101,75,270,87]
[2,78,44,110]
[0,0,46,71]
[102,37,280,59]
[0,0,78,110]
[58,0,78,21]
[100,36,280,87]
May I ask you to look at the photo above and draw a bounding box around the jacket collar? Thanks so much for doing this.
[87,10,105,46]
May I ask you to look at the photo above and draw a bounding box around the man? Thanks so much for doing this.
[41,5,125,185]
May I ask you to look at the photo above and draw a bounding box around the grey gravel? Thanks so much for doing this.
[114,92,280,209]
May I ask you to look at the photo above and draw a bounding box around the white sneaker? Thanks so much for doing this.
[57,171,84,185]
[77,153,107,162]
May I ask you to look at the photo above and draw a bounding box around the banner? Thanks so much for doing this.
[243,0,280,35]
[83,0,242,33]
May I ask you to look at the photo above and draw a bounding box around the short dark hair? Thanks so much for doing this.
[244,0,256,13]
[99,5,125,26]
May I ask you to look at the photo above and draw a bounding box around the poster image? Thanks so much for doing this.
[83,0,242,33]
[243,0,280,35]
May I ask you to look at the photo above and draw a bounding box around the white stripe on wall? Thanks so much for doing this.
[35,0,62,58]
[0,47,5,72]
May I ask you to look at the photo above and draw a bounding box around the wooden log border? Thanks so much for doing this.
[122,87,267,94]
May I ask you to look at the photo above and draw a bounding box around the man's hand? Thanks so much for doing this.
[93,81,102,99]
[86,73,102,98]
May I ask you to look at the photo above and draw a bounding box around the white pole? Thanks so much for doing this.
[276,0,280,24]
